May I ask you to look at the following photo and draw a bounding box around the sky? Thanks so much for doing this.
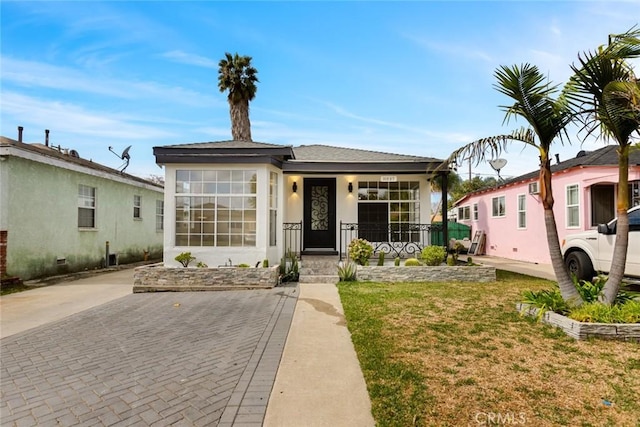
[1,1,639,181]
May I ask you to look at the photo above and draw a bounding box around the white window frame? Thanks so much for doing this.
[133,195,142,219]
[457,205,471,221]
[156,200,164,231]
[517,194,526,229]
[566,184,580,228]
[78,184,96,228]
[269,172,278,246]
[473,203,478,221]
[491,195,506,218]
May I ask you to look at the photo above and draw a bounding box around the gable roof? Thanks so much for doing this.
[154,140,445,174]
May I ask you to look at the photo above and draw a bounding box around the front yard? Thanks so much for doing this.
[337,271,640,427]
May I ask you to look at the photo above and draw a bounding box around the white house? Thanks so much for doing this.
[153,140,446,268]
[0,133,164,281]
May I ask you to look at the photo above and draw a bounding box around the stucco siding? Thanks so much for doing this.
[4,156,163,280]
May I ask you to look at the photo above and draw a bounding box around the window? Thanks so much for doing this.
[133,195,141,219]
[473,203,478,221]
[517,194,526,229]
[175,170,256,247]
[357,181,420,242]
[457,206,470,221]
[492,195,505,217]
[566,184,580,228]
[269,172,277,246]
[78,185,96,228]
[156,200,164,231]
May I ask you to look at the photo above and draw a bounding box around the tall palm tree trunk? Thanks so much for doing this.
[540,157,583,306]
[229,100,252,141]
[602,145,630,304]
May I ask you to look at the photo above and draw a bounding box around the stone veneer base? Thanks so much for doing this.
[133,263,280,292]
[356,265,496,283]
[517,303,640,342]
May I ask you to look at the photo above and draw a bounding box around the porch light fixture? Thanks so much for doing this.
[292,181,298,193]
[348,182,353,193]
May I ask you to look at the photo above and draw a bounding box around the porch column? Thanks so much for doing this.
[440,171,448,248]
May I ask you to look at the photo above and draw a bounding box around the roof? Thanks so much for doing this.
[0,136,163,190]
[503,145,640,184]
[291,144,441,163]
[453,144,640,205]
[154,140,444,174]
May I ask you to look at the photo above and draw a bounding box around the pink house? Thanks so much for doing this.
[454,145,640,264]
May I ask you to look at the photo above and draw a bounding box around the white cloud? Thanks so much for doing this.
[160,50,218,68]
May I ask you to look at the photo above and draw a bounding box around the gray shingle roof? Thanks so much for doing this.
[291,144,441,162]
[161,140,291,149]
[503,145,640,185]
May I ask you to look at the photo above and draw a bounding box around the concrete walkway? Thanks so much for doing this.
[1,269,134,338]
[476,255,556,282]
[264,283,375,427]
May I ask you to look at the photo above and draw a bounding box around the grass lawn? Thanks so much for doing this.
[337,270,640,427]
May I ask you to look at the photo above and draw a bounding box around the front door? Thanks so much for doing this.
[303,178,336,251]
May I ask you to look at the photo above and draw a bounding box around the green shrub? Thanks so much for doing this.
[348,238,374,266]
[263,259,269,268]
[568,300,640,323]
[238,263,250,268]
[196,261,208,268]
[175,252,196,267]
[404,258,421,266]
[279,250,299,282]
[446,255,456,266]
[394,257,400,267]
[337,261,358,282]
[466,256,473,266]
[521,287,569,319]
[421,246,446,266]
[377,252,385,266]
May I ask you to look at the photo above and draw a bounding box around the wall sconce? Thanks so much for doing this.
[292,181,298,193]
[348,182,353,193]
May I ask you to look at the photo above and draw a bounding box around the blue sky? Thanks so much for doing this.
[1,1,639,180]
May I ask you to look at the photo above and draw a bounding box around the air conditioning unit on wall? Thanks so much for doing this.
[528,182,540,195]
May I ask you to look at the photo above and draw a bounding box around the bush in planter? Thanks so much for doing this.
[175,252,196,267]
[377,252,385,266]
[337,261,358,282]
[404,258,422,266]
[421,246,446,266]
[394,257,400,266]
[348,238,374,266]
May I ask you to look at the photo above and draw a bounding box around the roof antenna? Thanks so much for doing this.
[108,145,132,173]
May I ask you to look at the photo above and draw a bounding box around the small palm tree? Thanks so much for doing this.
[566,28,640,304]
[218,52,259,141]
[447,64,583,306]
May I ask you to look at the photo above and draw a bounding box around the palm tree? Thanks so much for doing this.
[218,52,259,141]
[447,64,583,306]
[566,28,640,304]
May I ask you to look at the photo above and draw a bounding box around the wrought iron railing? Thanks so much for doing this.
[339,222,443,260]
[283,222,302,259]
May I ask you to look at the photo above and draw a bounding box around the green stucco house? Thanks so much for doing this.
[0,133,164,281]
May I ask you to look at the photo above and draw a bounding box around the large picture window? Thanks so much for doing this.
[175,170,257,247]
[78,185,96,228]
[357,181,420,242]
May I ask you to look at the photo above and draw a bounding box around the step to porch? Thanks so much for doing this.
[298,256,340,284]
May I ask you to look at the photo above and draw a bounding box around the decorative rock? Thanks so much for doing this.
[356,265,496,283]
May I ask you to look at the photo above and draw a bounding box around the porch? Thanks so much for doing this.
[283,221,470,261]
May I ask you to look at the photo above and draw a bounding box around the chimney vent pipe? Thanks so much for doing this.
[45,129,50,147]
[18,126,24,142]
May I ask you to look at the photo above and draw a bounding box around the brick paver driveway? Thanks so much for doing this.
[1,287,297,427]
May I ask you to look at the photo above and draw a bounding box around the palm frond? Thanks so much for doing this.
[440,128,536,172]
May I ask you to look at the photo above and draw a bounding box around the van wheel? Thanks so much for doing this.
[565,252,594,281]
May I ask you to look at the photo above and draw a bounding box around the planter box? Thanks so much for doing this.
[517,303,640,342]
[356,265,496,283]
[133,263,280,292]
